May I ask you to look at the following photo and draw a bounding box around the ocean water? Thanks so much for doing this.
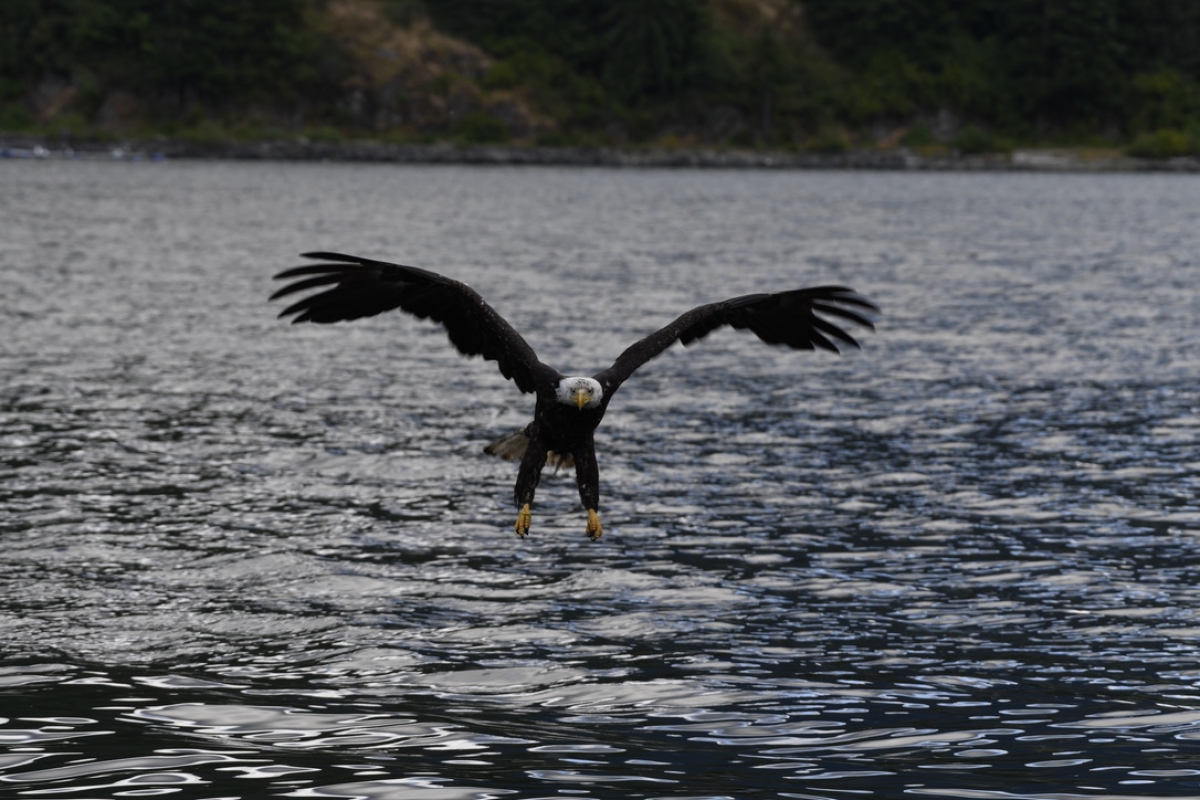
[2,159,1199,799]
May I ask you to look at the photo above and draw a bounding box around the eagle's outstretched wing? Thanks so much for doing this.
[271,252,558,394]
[593,287,878,392]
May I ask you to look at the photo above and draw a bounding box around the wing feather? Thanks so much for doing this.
[271,252,557,394]
[594,286,877,391]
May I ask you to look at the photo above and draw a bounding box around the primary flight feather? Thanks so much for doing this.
[272,252,878,540]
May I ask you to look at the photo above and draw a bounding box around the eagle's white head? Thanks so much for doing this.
[556,376,603,410]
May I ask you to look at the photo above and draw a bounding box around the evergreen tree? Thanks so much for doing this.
[599,0,710,100]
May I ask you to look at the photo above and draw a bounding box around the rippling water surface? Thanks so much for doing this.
[2,160,1199,799]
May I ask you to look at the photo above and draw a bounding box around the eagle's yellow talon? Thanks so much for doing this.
[515,503,532,538]
[586,509,603,541]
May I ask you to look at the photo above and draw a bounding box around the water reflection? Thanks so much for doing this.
[5,660,1200,796]
[2,162,1199,797]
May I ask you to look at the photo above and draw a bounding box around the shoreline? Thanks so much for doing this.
[3,133,1200,172]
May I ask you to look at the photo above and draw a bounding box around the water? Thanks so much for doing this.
[2,160,1199,799]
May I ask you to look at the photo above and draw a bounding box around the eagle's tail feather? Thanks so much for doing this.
[483,429,574,470]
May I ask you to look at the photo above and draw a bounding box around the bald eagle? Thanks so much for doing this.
[271,252,877,540]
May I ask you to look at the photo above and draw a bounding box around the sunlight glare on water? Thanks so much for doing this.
[2,160,1200,799]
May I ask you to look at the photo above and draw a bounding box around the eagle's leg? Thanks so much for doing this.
[573,438,603,541]
[513,428,548,538]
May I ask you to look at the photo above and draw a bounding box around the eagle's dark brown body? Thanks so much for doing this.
[518,390,610,514]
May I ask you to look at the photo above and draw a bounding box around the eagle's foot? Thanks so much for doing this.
[515,503,532,538]
[586,508,603,541]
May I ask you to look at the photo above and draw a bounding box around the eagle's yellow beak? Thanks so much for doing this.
[574,389,589,410]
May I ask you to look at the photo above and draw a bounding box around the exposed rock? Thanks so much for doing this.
[96,91,142,131]
[318,0,544,137]
[31,76,76,123]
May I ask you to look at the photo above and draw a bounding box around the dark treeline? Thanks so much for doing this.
[0,0,333,124]
[3,0,1200,155]
[804,0,1200,139]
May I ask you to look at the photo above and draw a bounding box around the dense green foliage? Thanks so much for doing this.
[0,0,336,131]
[3,0,1200,153]
[423,0,1200,151]
[803,0,1200,138]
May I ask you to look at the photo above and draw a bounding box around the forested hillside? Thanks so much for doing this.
[3,0,1200,156]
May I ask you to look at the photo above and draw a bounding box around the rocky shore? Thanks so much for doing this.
[4,133,1200,172]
